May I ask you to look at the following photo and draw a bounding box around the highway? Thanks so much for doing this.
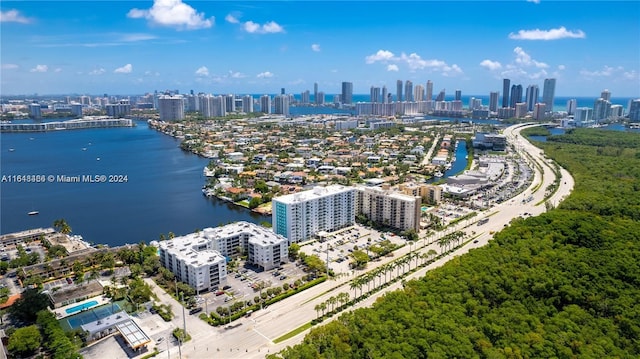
[154,123,574,359]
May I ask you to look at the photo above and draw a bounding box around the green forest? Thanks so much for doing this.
[268,129,640,359]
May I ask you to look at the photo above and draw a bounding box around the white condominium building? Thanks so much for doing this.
[158,238,226,294]
[355,186,421,232]
[272,185,356,243]
[157,222,288,292]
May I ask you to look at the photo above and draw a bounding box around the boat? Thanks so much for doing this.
[434,171,444,178]
[8,148,15,152]
[28,211,39,216]
[82,148,87,151]
[96,157,101,161]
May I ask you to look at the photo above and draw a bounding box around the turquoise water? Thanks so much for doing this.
[65,300,99,314]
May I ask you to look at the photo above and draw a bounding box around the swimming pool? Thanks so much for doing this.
[65,300,99,314]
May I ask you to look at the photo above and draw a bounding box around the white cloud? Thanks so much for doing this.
[225,14,239,24]
[195,66,209,76]
[144,71,161,77]
[120,33,157,42]
[579,65,620,77]
[257,71,274,78]
[557,64,566,70]
[513,47,548,68]
[509,26,585,41]
[526,0,540,4]
[127,0,213,30]
[243,20,284,34]
[89,68,106,75]
[1,64,19,70]
[365,49,462,76]
[311,44,321,52]
[30,65,48,73]
[623,70,639,80]
[228,70,246,79]
[365,50,395,64]
[54,68,62,73]
[480,59,502,71]
[114,64,133,74]
[0,9,32,24]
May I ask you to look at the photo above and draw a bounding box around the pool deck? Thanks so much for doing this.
[52,295,112,320]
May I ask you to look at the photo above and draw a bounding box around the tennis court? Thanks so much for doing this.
[61,303,122,331]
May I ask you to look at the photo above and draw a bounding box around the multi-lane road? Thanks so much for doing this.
[151,123,574,359]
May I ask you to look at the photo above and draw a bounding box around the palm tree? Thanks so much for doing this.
[53,219,72,235]
[319,302,327,317]
[327,296,337,312]
[427,249,437,262]
[314,304,322,319]
[349,280,359,301]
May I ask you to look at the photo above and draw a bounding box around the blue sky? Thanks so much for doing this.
[1,1,639,97]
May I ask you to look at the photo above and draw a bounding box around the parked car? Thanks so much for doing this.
[189,307,203,315]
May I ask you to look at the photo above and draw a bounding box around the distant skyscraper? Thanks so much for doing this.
[593,98,611,122]
[533,103,547,121]
[274,95,290,116]
[316,91,325,105]
[396,80,403,102]
[510,84,523,109]
[574,107,593,126]
[489,91,499,112]
[224,94,235,113]
[628,99,640,122]
[436,89,446,102]
[158,95,184,121]
[405,80,414,102]
[341,82,353,104]
[600,89,612,102]
[502,79,511,108]
[454,89,462,101]
[301,90,310,104]
[242,95,254,113]
[370,86,381,103]
[313,82,318,102]
[426,80,433,101]
[542,78,556,113]
[414,84,424,102]
[281,88,285,95]
[382,86,388,104]
[260,95,272,114]
[566,99,577,115]
[525,85,539,112]
[28,103,42,119]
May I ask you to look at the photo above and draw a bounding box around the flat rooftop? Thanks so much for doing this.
[273,185,354,204]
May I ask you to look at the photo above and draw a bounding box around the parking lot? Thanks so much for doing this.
[301,224,407,275]
[198,260,308,313]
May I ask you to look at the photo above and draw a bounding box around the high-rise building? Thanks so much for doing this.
[370,86,381,103]
[260,95,272,114]
[313,82,318,103]
[436,89,446,102]
[301,90,310,104]
[224,94,235,113]
[454,89,462,101]
[574,107,593,127]
[525,85,539,112]
[489,91,499,112]
[426,80,433,101]
[405,80,414,102]
[593,98,611,122]
[566,99,577,116]
[242,95,254,113]
[382,86,388,104]
[628,99,640,122]
[272,185,355,243]
[502,79,511,108]
[316,91,325,105]
[414,84,424,102]
[533,103,546,121]
[341,82,353,105]
[542,78,556,114]
[280,88,285,95]
[105,100,131,118]
[71,103,83,117]
[510,84,523,109]
[396,80,403,102]
[28,103,42,119]
[355,186,421,232]
[600,89,612,102]
[274,94,290,117]
[515,103,528,118]
[158,95,184,121]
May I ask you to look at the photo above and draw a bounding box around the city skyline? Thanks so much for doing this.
[1,1,639,97]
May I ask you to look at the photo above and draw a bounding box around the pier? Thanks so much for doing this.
[0,116,134,132]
